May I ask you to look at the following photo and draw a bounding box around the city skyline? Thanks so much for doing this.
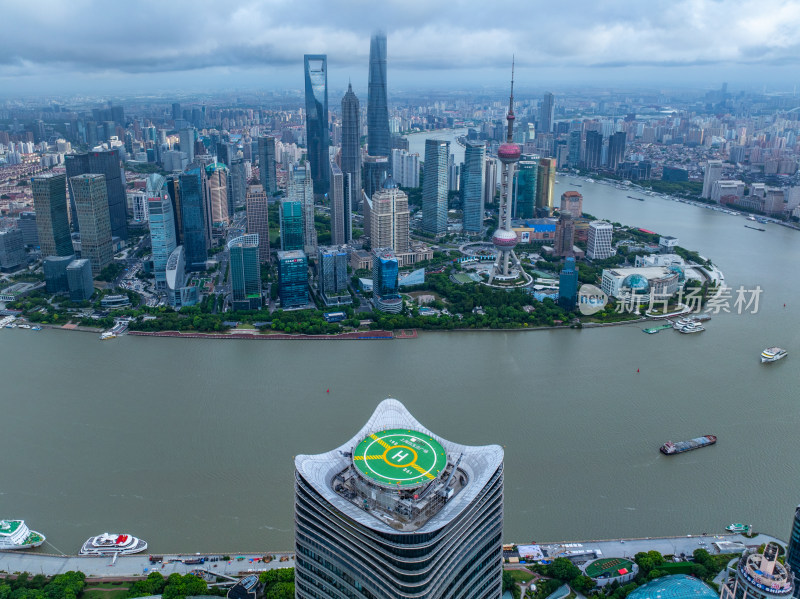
[3,1,800,95]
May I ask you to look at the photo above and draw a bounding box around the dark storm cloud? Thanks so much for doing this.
[1,0,799,89]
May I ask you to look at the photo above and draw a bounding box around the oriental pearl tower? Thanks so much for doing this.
[489,61,523,283]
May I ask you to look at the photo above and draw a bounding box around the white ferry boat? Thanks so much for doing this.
[0,519,46,550]
[761,347,787,363]
[672,318,694,330]
[100,332,117,340]
[79,533,148,555]
[679,322,705,334]
[726,523,751,533]
[17,324,30,329]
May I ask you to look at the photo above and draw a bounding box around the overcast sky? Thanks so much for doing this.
[2,0,800,96]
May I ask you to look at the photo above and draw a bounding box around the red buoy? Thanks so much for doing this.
[326,389,330,393]
[637,368,640,373]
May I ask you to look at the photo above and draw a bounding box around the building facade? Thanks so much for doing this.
[554,214,576,257]
[514,156,539,219]
[70,174,113,276]
[372,248,402,313]
[422,139,450,237]
[341,83,362,207]
[370,176,410,254]
[165,246,198,308]
[540,92,555,135]
[43,254,75,293]
[391,149,420,188]
[536,158,556,217]
[559,257,579,309]
[702,160,724,199]
[257,135,277,195]
[31,173,73,258]
[720,543,794,599]
[0,230,25,271]
[317,246,350,306]
[462,141,486,233]
[228,234,262,310]
[245,185,270,264]
[179,167,209,271]
[65,150,128,240]
[788,505,800,599]
[363,155,390,201]
[294,398,504,599]
[205,163,230,234]
[560,191,583,218]
[304,54,330,195]
[288,162,317,255]
[277,249,308,307]
[329,161,349,246]
[280,199,304,252]
[66,259,93,301]
[147,176,177,289]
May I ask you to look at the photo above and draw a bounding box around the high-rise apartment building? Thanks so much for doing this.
[70,174,113,276]
[279,199,304,252]
[422,139,449,237]
[367,32,390,158]
[179,128,197,164]
[369,176,410,253]
[304,55,330,195]
[536,157,556,216]
[568,130,582,167]
[294,398,504,598]
[228,234,262,310]
[329,161,349,246]
[702,160,724,199]
[540,92,555,135]
[391,149,420,188]
[277,249,308,307]
[257,135,277,195]
[146,174,177,289]
[607,131,626,170]
[245,185,270,264]
[462,141,486,233]
[179,167,209,271]
[288,162,317,255]
[587,221,614,260]
[65,150,128,240]
[31,173,73,258]
[341,83,362,206]
[560,191,583,218]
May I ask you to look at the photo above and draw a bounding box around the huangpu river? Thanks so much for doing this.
[2,170,799,554]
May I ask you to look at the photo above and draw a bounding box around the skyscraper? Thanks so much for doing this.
[462,141,486,233]
[228,234,262,310]
[65,150,128,240]
[317,246,350,305]
[536,157,556,216]
[370,176,410,253]
[422,139,449,237]
[554,213,575,257]
[559,257,579,310]
[514,155,539,219]
[484,157,497,205]
[568,130,582,167]
[490,66,523,282]
[587,221,614,260]
[257,135,277,195]
[31,173,73,258]
[329,161,348,246]
[228,158,246,211]
[70,174,113,276]
[304,55,330,195]
[205,163,229,233]
[584,131,603,169]
[367,32,390,159]
[146,174,177,289]
[288,161,317,255]
[277,249,308,307]
[363,155,390,201]
[560,191,583,218]
[179,168,209,271]
[702,160,724,199]
[280,199,304,251]
[179,128,197,164]
[294,398,504,599]
[66,259,93,301]
[540,92,555,135]
[245,185,270,264]
[607,131,626,170]
[341,83,362,205]
[0,230,25,271]
[371,248,402,313]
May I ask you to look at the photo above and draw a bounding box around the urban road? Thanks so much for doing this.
[0,533,784,578]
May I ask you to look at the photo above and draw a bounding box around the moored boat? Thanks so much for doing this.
[679,322,705,334]
[79,533,147,555]
[726,523,751,533]
[0,519,46,550]
[660,435,717,455]
[761,347,787,363]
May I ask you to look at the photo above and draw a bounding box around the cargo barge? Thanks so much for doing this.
[660,435,717,455]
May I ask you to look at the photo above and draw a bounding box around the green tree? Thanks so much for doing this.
[546,557,581,582]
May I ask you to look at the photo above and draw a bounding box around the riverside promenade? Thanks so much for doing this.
[0,551,295,578]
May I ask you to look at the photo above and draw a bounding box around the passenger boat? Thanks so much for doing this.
[79,533,147,555]
[726,523,751,533]
[660,435,717,455]
[761,347,787,363]
[679,322,705,334]
[17,324,30,329]
[100,332,116,340]
[0,519,46,550]
[747,216,757,221]
[672,318,694,330]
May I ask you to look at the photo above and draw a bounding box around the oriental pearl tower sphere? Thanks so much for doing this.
[490,60,522,283]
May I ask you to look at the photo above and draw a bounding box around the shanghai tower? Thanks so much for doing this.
[367,32,390,158]
[304,54,330,195]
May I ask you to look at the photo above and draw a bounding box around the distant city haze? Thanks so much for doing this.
[2,0,800,95]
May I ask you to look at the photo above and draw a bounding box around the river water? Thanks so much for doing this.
[1,176,799,555]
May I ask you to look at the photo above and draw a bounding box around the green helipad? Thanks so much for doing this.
[353,429,447,488]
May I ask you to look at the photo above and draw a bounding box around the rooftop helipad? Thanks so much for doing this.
[353,429,447,488]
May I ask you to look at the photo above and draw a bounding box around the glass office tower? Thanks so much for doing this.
[341,83,361,211]
[31,173,73,258]
[367,32,390,158]
[462,141,486,233]
[304,55,330,195]
[228,234,262,310]
[422,139,450,237]
[179,168,208,271]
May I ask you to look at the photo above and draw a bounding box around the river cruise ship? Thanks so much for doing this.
[79,533,147,555]
[761,347,787,363]
[0,519,46,550]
